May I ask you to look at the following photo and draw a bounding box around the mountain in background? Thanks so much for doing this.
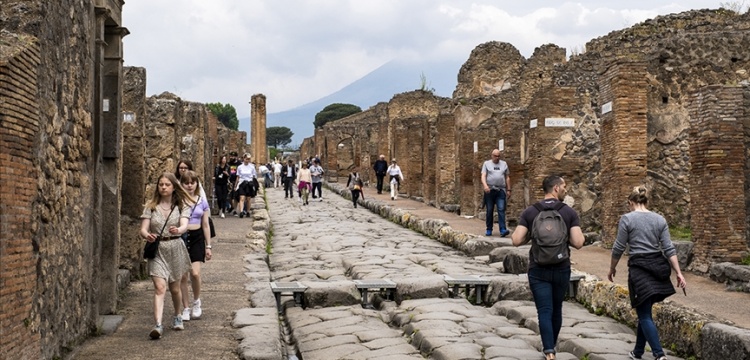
[239,58,463,145]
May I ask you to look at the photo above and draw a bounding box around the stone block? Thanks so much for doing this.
[303,280,361,308]
[701,323,750,360]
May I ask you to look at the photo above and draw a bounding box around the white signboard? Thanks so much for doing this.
[545,118,575,127]
[473,141,478,153]
[123,112,135,123]
[498,139,504,151]
[530,119,538,129]
[103,99,110,112]
[602,101,612,115]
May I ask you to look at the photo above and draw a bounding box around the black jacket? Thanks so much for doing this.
[627,252,676,308]
[373,160,388,176]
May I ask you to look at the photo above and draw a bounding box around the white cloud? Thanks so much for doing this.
[122,0,727,118]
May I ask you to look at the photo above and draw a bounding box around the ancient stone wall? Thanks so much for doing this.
[689,86,748,271]
[0,33,42,360]
[598,62,649,246]
[0,0,128,358]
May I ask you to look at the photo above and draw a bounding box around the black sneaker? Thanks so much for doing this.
[628,351,642,360]
[239,212,244,218]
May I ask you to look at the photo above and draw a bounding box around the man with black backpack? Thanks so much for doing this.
[511,175,585,360]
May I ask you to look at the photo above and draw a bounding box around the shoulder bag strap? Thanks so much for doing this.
[158,206,176,237]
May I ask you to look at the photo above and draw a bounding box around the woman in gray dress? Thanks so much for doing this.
[140,172,195,339]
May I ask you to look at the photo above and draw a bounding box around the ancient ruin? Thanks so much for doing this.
[251,93,268,164]
[302,9,750,271]
[2,1,750,358]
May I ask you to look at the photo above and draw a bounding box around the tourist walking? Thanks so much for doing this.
[310,159,325,200]
[179,171,213,323]
[511,175,585,360]
[227,152,242,214]
[481,149,510,236]
[297,163,312,205]
[282,159,297,199]
[373,154,388,194]
[346,168,365,208]
[273,160,283,188]
[387,159,404,200]
[214,155,230,218]
[235,154,257,218]
[140,173,194,339]
[175,159,207,200]
[608,186,686,360]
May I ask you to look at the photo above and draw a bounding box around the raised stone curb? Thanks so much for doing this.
[709,262,750,293]
[327,182,747,359]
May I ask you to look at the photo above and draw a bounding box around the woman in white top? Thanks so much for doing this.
[235,154,257,218]
[387,159,404,200]
[296,163,312,205]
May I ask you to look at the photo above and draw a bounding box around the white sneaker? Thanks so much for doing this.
[192,299,202,319]
[220,212,225,218]
[172,315,184,330]
[182,307,191,321]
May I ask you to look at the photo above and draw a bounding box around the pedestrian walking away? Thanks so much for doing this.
[511,175,585,360]
[347,168,365,208]
[608,185,686,360]
[179,171,213,323]
[481,149,511,237]
[282,159,297,199]
[273,160,283,188]
[139,172,194,339]
[387,159,403,200]
[373,154,388,194]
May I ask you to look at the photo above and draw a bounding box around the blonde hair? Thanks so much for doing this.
[628,185,649,205]
[145,172,196,210]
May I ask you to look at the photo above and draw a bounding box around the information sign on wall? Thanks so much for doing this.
[530,119,538,129]
[473,141,478,153]
[123,112,135,123]
[498,139,504,151]
[602,101,612,115]
[544,118,575,127]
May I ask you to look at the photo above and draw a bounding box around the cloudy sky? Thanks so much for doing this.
[122,1,729,118]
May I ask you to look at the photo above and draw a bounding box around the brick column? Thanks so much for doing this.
[251,94,267,164]
[0,41,42,359]
[689,85,747,271]
[598,62,648,247]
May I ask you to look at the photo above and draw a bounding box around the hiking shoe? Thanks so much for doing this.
[172,315,184,330]
[182,307,191,321]
[220,212,225,218]
[628,351,642,360]
[501,230,510,237]
[485,230,492,236]
[192,299,202,319]
[149,324,163,339]
[239,212,244,218]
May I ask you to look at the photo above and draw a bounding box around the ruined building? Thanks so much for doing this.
[302,9,750,271]
[0,1,249,358]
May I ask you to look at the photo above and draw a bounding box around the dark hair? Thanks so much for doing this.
[542,175,564,194]
[175,160,193,180]
[628,185,649,205]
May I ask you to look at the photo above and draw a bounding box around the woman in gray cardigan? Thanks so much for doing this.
[608,185,687,360]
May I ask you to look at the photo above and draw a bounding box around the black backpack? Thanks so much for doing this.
[530,202,569,265]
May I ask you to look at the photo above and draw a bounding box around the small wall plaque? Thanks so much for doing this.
[473,141,478,153]
[498,139,504,151]
[103,99,110,112]
[123,112,135,123]
[545,118,575,127]
[530,119,538,129]
[602,101,612,115]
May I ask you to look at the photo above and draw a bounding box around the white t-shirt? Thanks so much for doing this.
[273,163,282,173]
[237,163,257,184]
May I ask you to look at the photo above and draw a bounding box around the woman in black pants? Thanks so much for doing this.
[214,155,230,218]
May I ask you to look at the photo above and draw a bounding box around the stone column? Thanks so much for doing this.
[689,85,747,271]
[251,94,267,164]
[435,113,459,211]
[598,62,648,247]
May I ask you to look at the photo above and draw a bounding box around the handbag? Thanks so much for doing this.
[143,205,175,259]
[209,217,216,238]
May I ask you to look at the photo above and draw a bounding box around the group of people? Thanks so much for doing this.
[140,160,217,340]
[484,145,687,360]
[372,155,404,201]
[214,152,258,219]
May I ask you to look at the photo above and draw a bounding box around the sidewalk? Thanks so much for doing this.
[366,188,750,330]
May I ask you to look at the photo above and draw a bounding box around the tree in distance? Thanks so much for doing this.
[267,126,294,149]
[206,102,239,130]
[314,103,362,129]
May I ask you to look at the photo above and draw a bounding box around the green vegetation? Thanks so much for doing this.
[419,72,435,93]
[269,148,280,160]
[314,103,362,128]
[206,102,239,130]
[741,255,750,266]
[266,126,294,148]
[669,226,692,240]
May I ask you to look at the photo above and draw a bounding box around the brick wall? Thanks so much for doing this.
[0,37,42,360]
[598,62,649,246]
[689,85,748,271]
